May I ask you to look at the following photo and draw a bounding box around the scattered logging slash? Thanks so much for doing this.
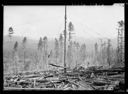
[4,64,125,91]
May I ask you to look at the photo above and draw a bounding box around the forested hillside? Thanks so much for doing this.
[3,35,118,74]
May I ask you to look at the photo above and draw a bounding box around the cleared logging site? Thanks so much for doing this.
[3,5,125,91]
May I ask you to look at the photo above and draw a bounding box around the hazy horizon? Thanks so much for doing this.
[4,4,124,40]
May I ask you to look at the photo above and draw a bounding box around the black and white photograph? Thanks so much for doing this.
[3,4,125,91]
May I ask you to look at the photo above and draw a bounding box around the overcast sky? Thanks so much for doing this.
[4,4,124,40]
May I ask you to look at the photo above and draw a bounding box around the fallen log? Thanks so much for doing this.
[94,67,124,74]
[49,63,66,68]
[4,87,57,90]
[77,81,94,90]
[93,81,110,86]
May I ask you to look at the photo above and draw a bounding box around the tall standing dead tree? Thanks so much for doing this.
[117,20,124,65]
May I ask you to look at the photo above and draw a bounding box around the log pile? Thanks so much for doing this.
[4,65,125,91]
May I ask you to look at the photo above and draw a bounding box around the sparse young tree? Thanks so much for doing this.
[94,43,98,62]
[13,41,18,52]
[67,41,73,68]
[59,33,63,65]
[49,50,53,58]
[54,38,59,66]
[48,50,54,70]
[118,20,124,28]
[22,37,27,71]
[8,27,14,40]
[13,41,19,74]
[43,36,48,70]
[107,39,111,67]
[100,41,107,66]
[68,22,74,41]
[95,43,98,54]
[75,42,80,68]
[38,37,43,51]
[80,43,86,64]
[37,37,43,70]
[71,41,77,68]
[68,22,74,32]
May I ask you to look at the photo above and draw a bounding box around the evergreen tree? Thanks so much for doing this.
[37,37,43,70]
[75,42,80,68]
[107,39,111,67]
[13,41,18,52]
[95,43,98,54]
[67,41,73,68]
[80,43,86,64]
[94,43,98,62]
[8,27,14,40]
[43,36,48,70]
[59,33,63,65]
[22,37,27,71]
[68,22,74,32]
[38,37,43,51]
[54,38,59,66]
[68,22,74,41]
[13,41,19,74]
